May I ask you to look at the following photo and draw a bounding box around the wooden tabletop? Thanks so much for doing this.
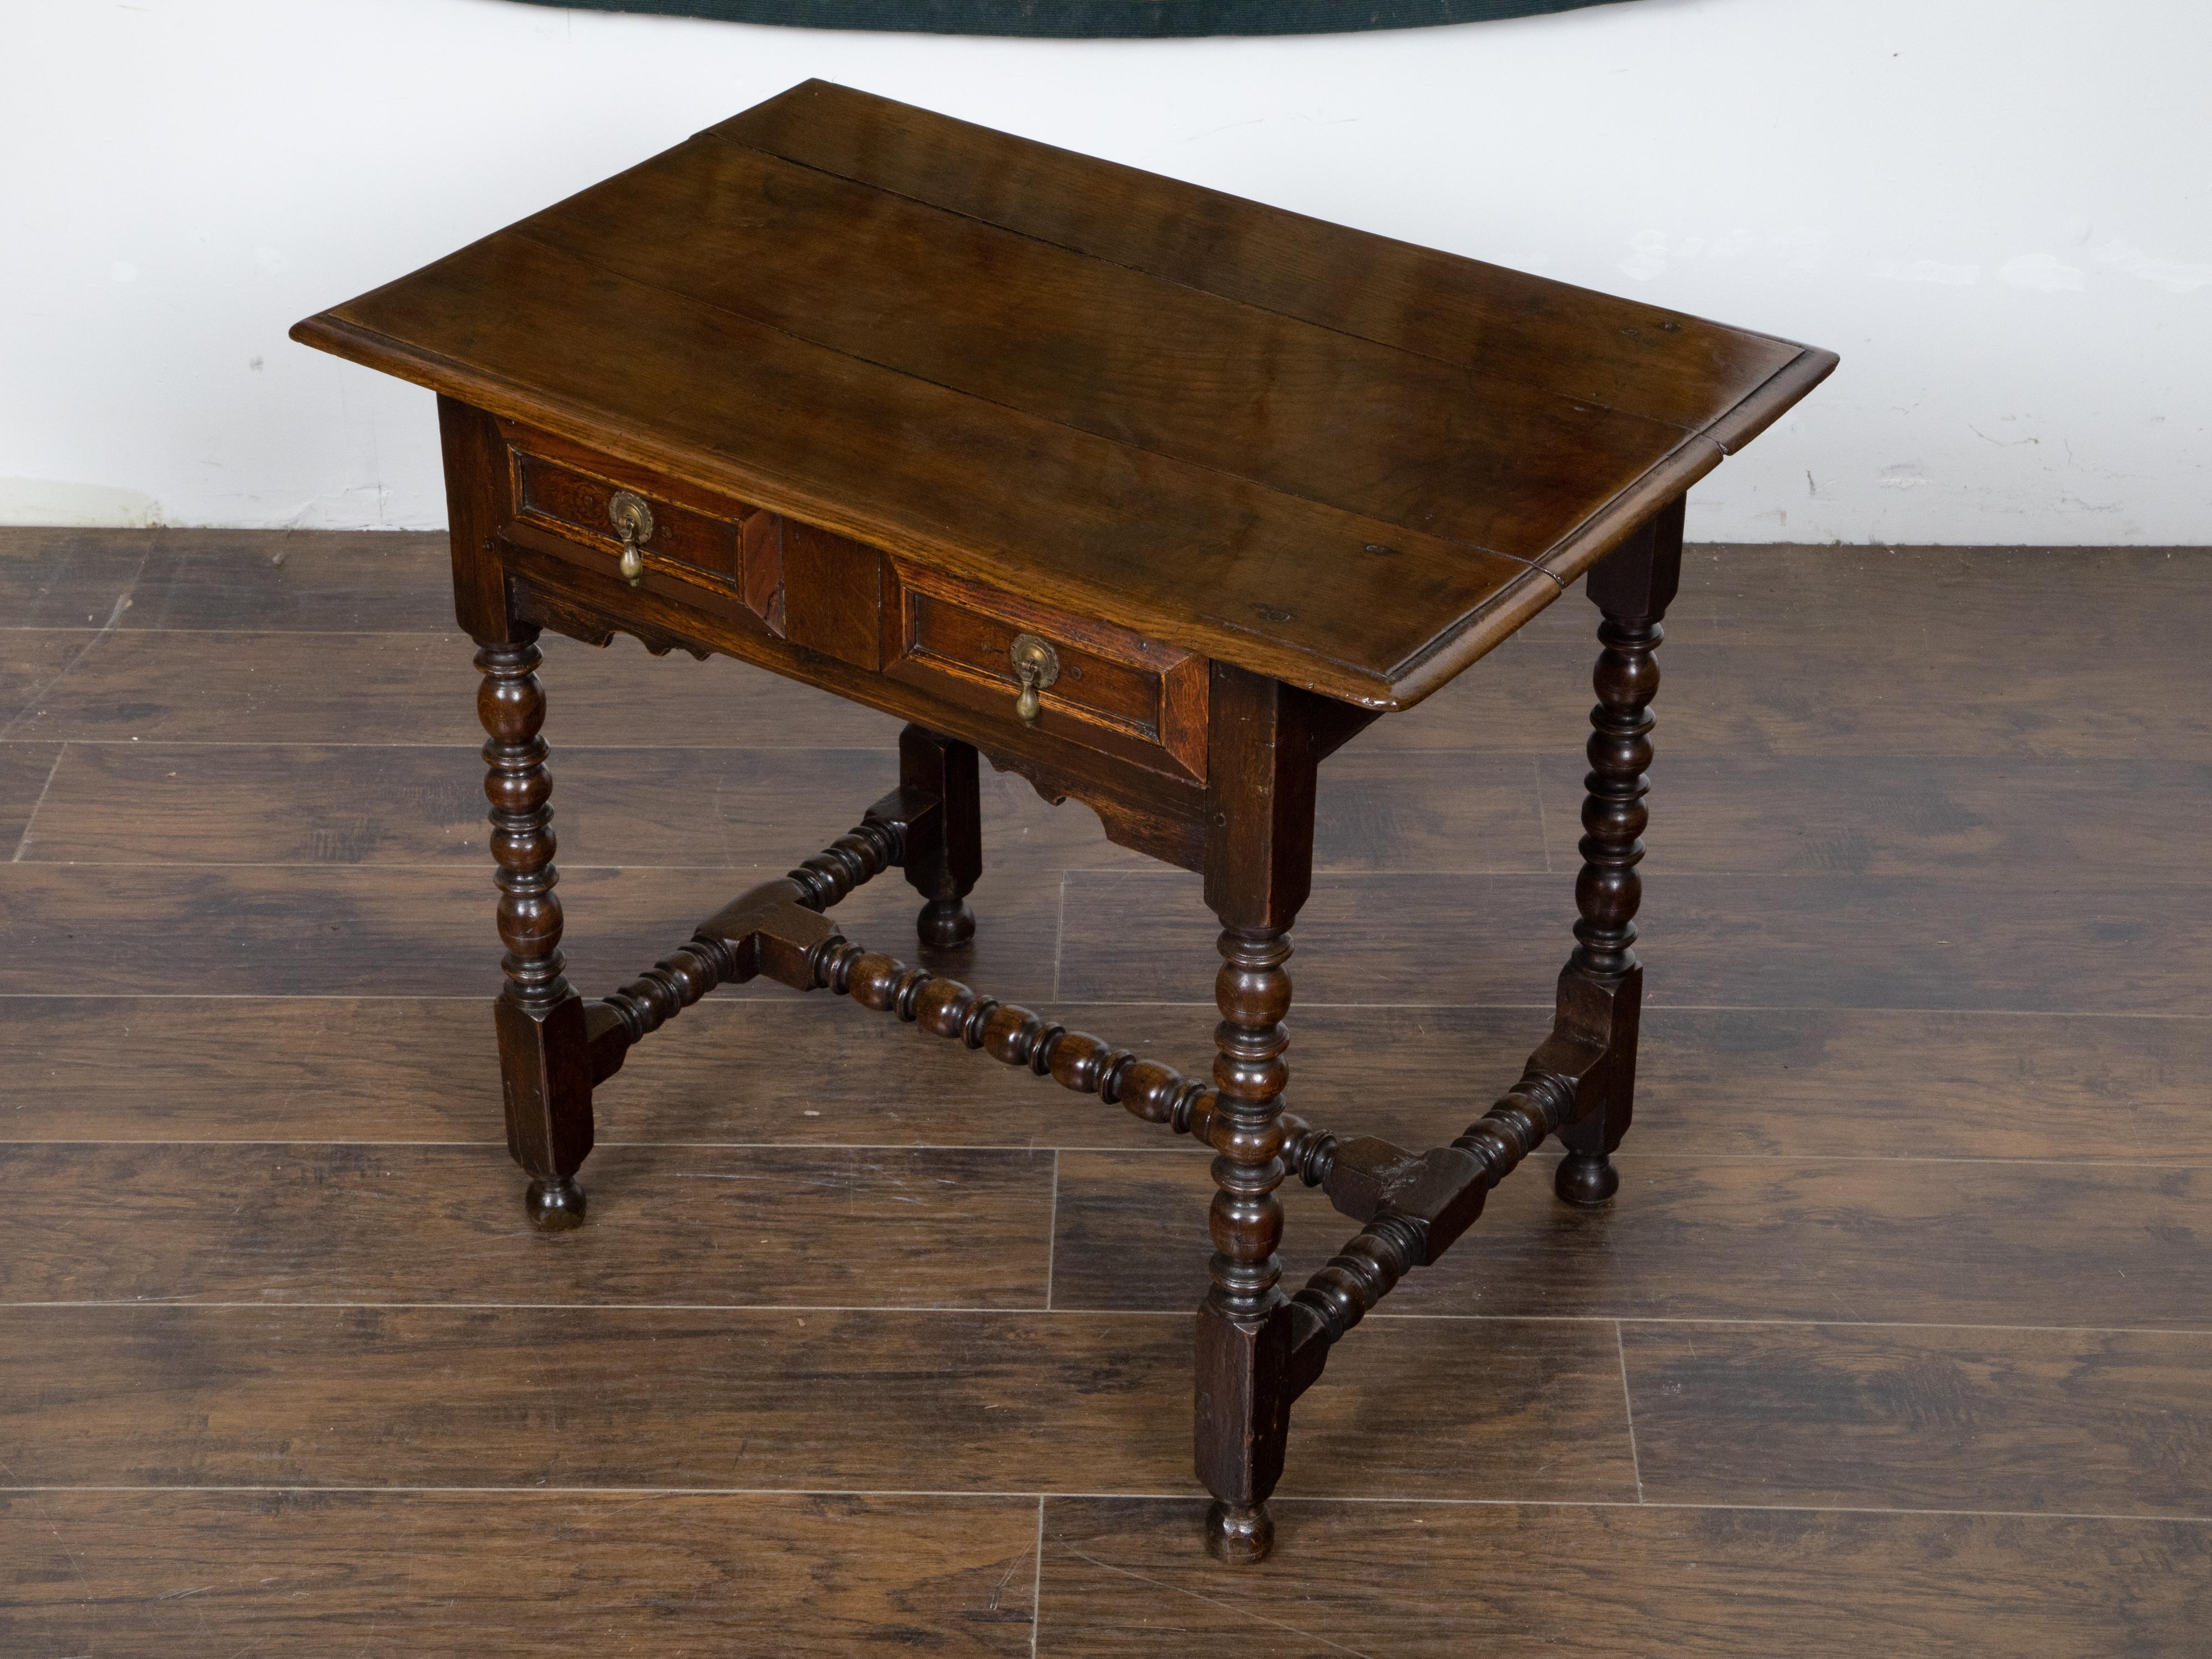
[293,80,1834,710]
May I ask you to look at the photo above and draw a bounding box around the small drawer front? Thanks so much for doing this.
[886,562,1207,782]
[516,450,740,581]
[502,425,784,634]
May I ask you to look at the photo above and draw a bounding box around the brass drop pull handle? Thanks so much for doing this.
[1009,633,1060,724]
[609,490,655,586]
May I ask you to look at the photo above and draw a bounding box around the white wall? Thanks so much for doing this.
[4,0,2208,543]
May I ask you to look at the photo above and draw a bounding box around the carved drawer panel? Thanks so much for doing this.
[501,423,785,634]
[494,421,1208,785]
[886,562,1208,782]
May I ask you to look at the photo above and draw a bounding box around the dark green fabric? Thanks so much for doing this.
[508,0,1629,37]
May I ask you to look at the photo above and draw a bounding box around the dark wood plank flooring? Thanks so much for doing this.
[1,530,2205,1654]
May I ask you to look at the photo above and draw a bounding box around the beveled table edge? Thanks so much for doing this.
[290,325,1835,716]
[1382,345,1834,707]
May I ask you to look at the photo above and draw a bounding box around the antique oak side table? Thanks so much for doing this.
[293,81,1834,1564]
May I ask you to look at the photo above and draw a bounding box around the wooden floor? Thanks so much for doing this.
[1,530,2206,1655]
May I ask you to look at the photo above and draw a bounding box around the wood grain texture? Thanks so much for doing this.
[1371,619,2212,761]
[16,741,1559,873]
[0,630,101,735]
[1627,542,2212,642]
[14,742,1146,870]
[0,628,903,747]
[294,82,1830,705]
[11,539,2195,643]
[1035,1498,2212,1657]
[0,862,1064,1003]
[0,1142,1053,1308]
[521,135,1697,567]
[20,739,496,865]
[0,1306,1633,1500]
[123,530,455,632]
[1542,754,2212,878]
[0,529,153,628]
[0,530,451,632]
[1311,751,1548,871]
[25,604,2196,767]
[302,239,1556,710]
[1055,869,2212,1013]
[0,743,60,853]
[0,1490,1041,1657]
[11,1000,2209,1162]
[14,616,2199,760]
[1624,1323,2212,1516]
[6,529,2209,1642]
[22,641,2212,849]
[1608,635,2212,762]
[1050,1152,2212,1328]
[1611,1007,2212,1161]
[710,82,1812,437]
[886,560,1214,784]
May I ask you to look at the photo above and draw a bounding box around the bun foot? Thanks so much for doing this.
[1554,1150,1620,1207]
[1204,1500,1274,1565]
[916,897,976,948]
[526,1175,587,1231]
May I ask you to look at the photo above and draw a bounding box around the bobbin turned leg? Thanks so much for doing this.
[898,725,982,947]
[477,636,595,1230]
[1554,498,1682,1208]
[1199,922,1296,1563]
[1193,666,1318,1564]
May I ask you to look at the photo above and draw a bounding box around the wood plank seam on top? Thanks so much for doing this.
[695,124,1721,446]
[691,81,1838,627]
[705,82,1817,434]
[295,84,1837,707]
[499,222,1555,590]
[295,306,1472,709]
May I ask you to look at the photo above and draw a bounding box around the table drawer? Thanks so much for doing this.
[502,424,785,634]
[886,562,1208,782]
[494,422,1207,785]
